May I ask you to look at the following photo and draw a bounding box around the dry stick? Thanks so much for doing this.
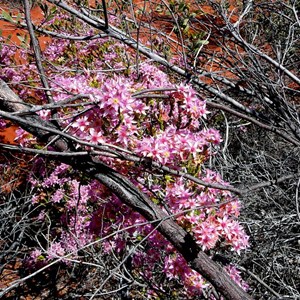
[0,107,245,195]
[203,73,273,105]
[2,138,300,199]
[23,0,53,104]
[101,0,108,29]
[296,178,300,222]
[206,101,300,147]
[132,0,144,78]
[13,94,91,114]
[229,23,300,86]
[0,143,118,158]
[0,89,253,300]
[47,0,106,30]
[238,266,282,299]
[80,163,253,300]
[0,109,133,156]
[245,173,300,191]
[0,218,157,298]
[16,18,109,40]
[211,1,300,85]
[34,26,108,40]
[161,0,188,70]
[44,0,278,122]
[0,81,295,299]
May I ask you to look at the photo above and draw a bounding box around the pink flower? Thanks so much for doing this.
[217,215,231,232]
[116,122,137,147]
[164,254,189,279]
[225,265,249,291]
[184,269,209,294]
[71,116,90,131]
[139,63,170,88]
[30,249,43,261]
[37,210,46,221]
[47,242,65,259]
[87,128,104,144]
[202,128,222,145]
[37,109,51,120]
[51,188,64,203]
[194,220,220,250]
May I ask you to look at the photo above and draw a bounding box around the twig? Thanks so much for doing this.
[206,101,300,147]
[238,265,282,299]
[23,0,53,104]
[295,178,300,221]
[101,0,108,29]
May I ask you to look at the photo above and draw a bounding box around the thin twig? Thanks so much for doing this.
[23,0,53,104]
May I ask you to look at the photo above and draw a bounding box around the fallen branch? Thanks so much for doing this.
[0,78,253,300]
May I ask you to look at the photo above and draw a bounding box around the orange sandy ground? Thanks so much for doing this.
[0,3,50,143]
[0,0,242,143]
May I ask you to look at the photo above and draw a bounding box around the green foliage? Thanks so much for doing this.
[1,10,14,23]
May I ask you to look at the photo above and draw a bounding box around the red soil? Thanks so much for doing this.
[0,1,242,143]
[0,3,50,143]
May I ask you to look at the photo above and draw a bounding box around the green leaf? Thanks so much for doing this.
[178,2,187,12]
[197,40,209,46]
[183,24,190,34]
[16,34,25,43]
[1,11,14,23]
[183,18,189,27]
[155,5,163,13]
[15,13,22,24]
[16,34,29,49]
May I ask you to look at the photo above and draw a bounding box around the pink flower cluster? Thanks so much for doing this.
[1,17,250,297]
[164,254,209,296]
[163,172,249,253]
[136,126,221,165]
[225,265,249,291]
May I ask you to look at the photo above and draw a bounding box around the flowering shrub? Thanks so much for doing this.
[0,7,249,298]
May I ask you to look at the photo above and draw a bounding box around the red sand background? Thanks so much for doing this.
[0,1,240,144]
[0,3,48,143]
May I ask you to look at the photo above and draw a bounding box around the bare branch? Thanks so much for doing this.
[23,0,53,104]
[0,78,253,300]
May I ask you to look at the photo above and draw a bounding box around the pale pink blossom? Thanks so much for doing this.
[71,116,90,131]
